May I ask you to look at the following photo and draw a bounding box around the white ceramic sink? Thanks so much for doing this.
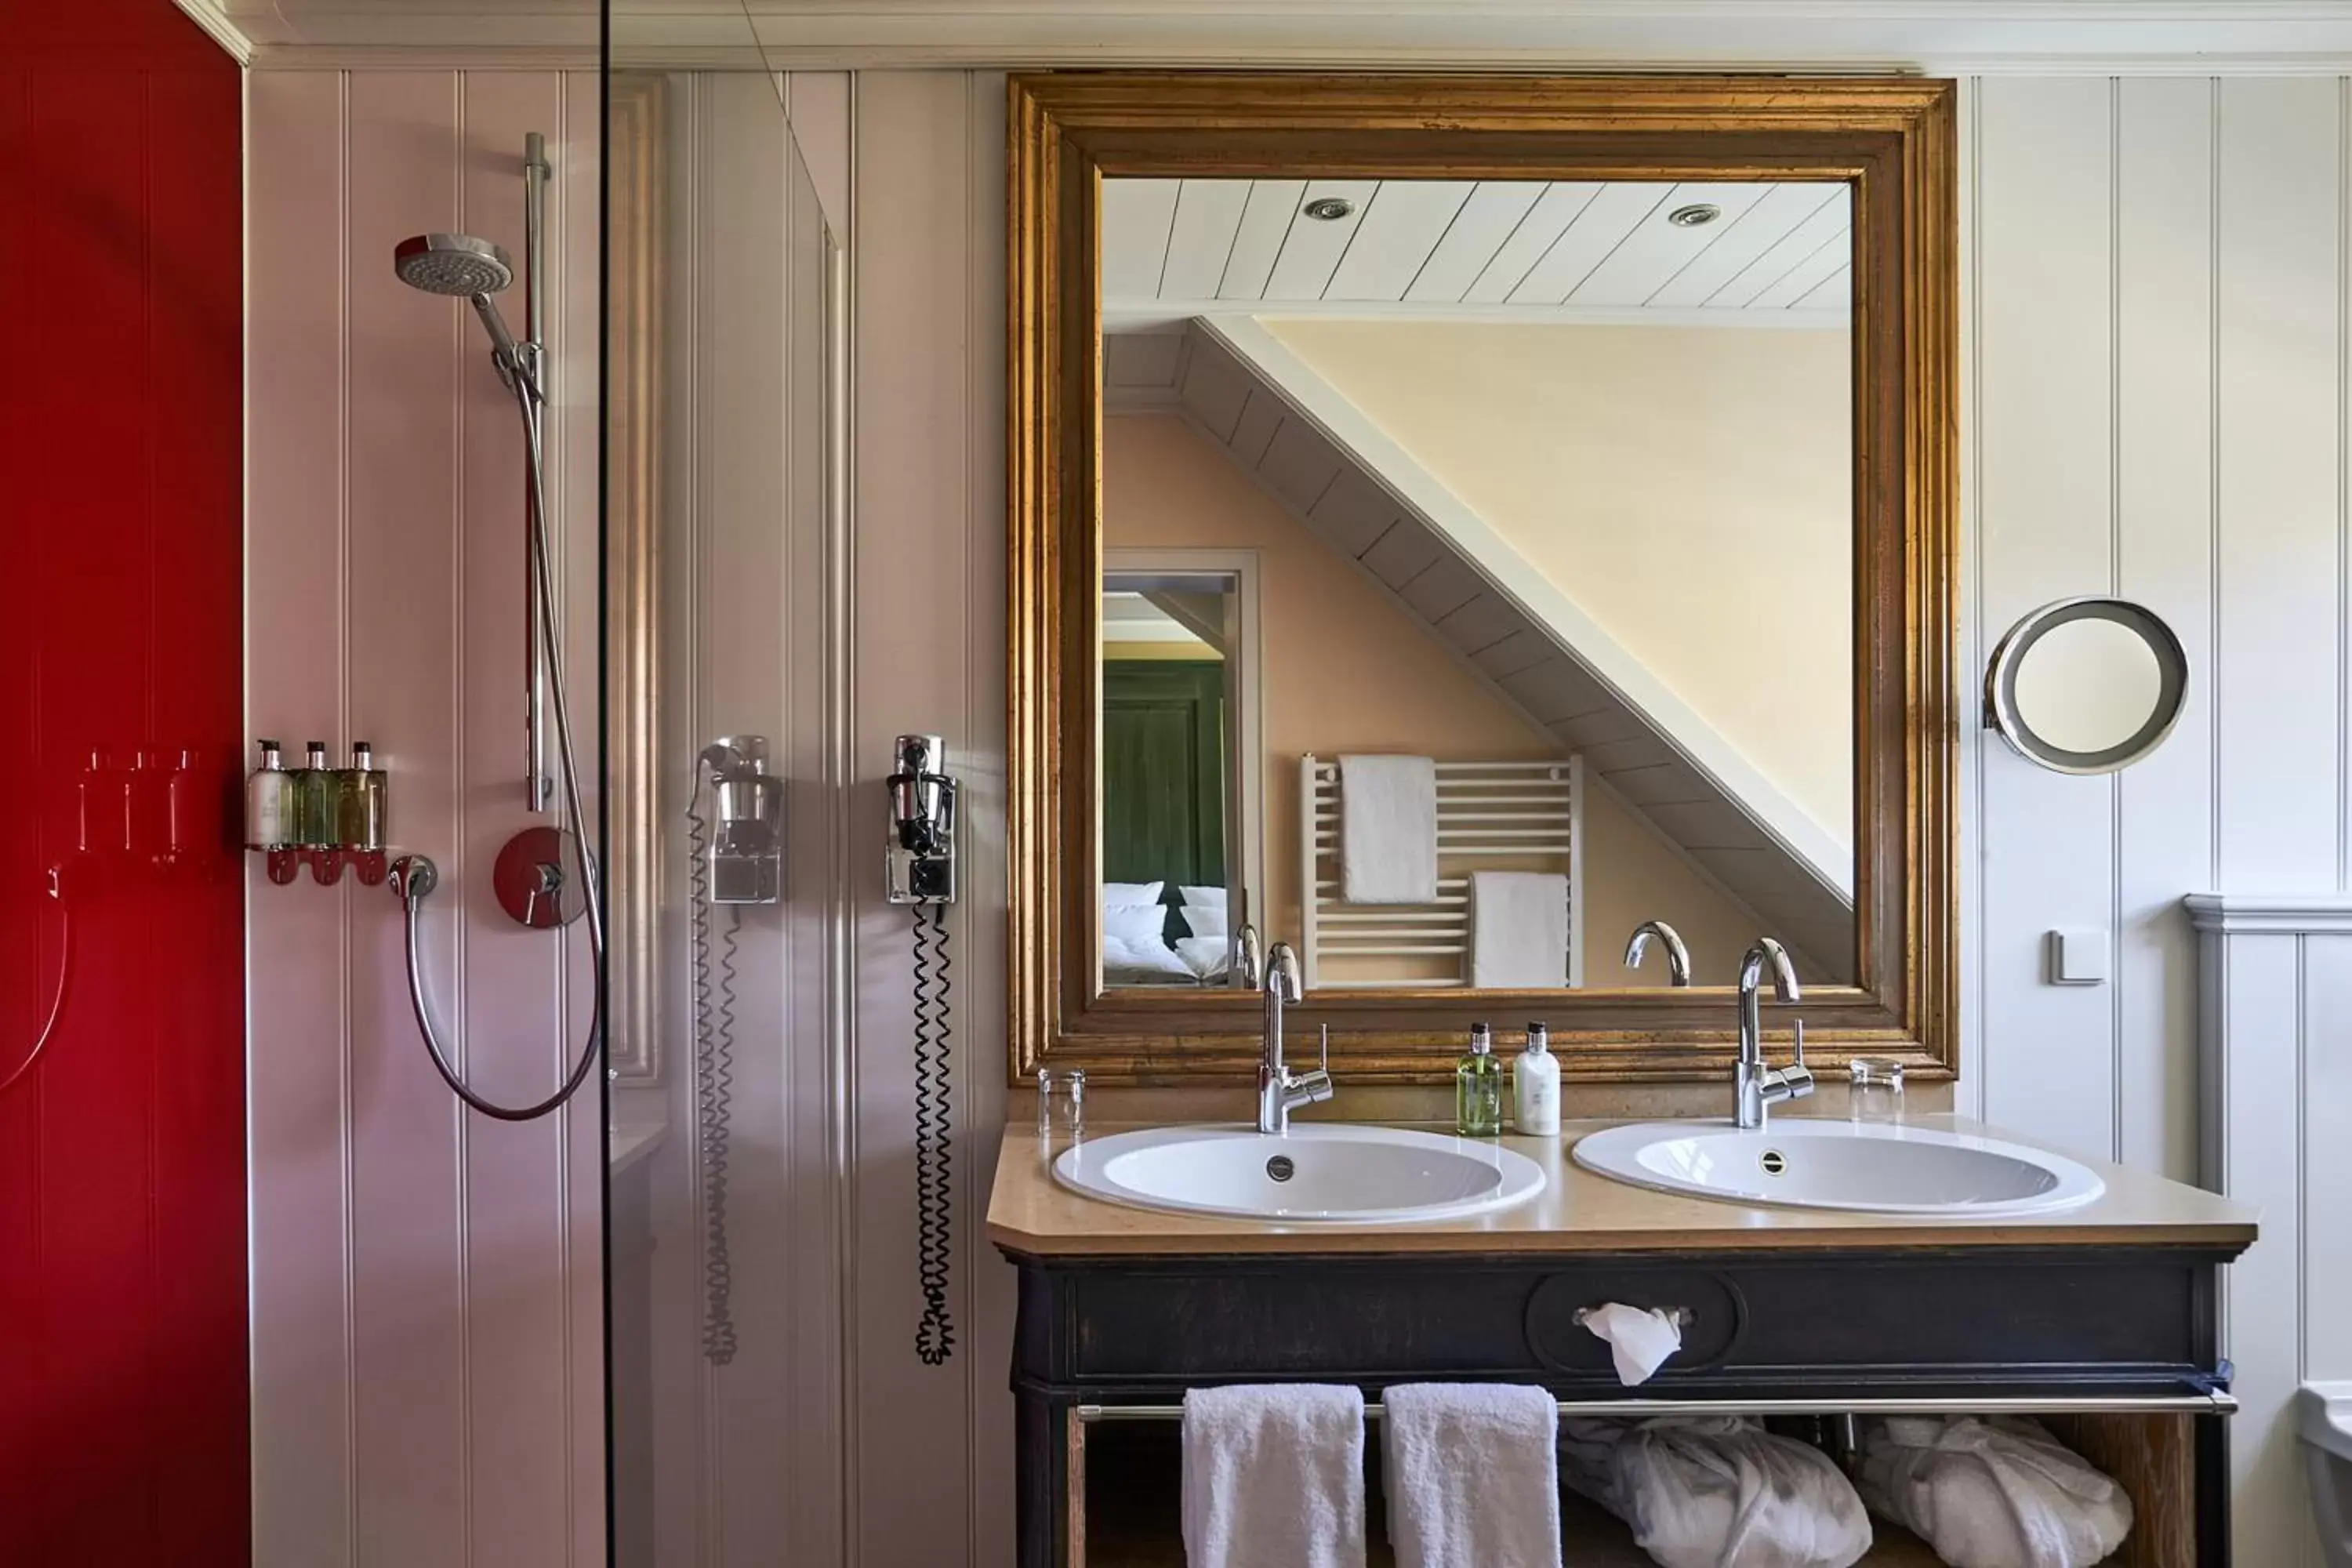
[1572,1119,2104,1218]
[1053,1123,1547,1223]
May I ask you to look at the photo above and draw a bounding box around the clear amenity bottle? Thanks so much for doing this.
[246,738,300,885]
[338,739,388,885]
[1514,1021,1562,1134]
[1456,1022,1503,1137]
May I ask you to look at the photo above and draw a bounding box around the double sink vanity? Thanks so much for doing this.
[991,71,2256,1566]
[992,1110,2253,1566]
[993,928,2252,1563]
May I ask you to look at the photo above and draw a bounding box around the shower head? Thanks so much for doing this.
[393,234,514,298]
[394,232,536,399]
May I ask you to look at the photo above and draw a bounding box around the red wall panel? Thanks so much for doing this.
[0,2,247,1562]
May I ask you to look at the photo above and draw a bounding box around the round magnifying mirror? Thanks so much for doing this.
[1987,597,2187,774]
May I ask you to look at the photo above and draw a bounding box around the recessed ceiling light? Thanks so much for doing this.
[1303,197,1356,222]
[1668,202,1722,228]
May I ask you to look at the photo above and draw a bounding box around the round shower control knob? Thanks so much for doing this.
[494,826,584,929]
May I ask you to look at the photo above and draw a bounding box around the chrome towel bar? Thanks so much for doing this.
[1074,1391,2238,1423]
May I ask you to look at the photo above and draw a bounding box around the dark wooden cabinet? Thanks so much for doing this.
[1004,1243,2241,1566]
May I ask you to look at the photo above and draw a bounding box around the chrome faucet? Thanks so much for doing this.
[1734,937,1813,1131]
[1624,920,1693,985]
[1234,923,1264,992]
[1258,942,1332,1134]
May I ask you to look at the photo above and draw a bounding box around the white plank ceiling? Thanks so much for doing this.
[1104,176,1852,326]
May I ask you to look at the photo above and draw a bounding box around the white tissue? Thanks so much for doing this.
[1581,1303,1682,1386]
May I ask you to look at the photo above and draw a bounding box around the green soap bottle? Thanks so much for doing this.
[296,740,338,848]
[1455,1022,1503,1137]
[337,740,387,851]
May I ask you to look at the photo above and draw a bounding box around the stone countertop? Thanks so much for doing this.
[986,1115,2259,1258]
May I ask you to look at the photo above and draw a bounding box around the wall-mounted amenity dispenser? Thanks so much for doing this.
[248,739,390,887]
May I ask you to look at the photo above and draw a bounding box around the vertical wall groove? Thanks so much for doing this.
[2108,76,2125,1160]
[2341,77,2351,895]
[1965,74,1988,1124]
[449,65,477,1568]
[333,67,361,1564]
[2209,77,2225,898]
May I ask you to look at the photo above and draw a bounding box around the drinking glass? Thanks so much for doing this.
[1848,1056,1905,1123]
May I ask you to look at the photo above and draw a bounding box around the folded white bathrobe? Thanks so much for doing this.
[1559,1416,1873,1568]
[1856,1416,2132,1568]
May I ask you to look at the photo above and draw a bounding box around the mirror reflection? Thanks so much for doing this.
[1100,176,1860,992]
[2013,619,2162,755]
[1100,566,1258,986]
[1988,598,2189,775]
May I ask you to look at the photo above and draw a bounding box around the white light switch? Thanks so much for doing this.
[2046,929,2108,986]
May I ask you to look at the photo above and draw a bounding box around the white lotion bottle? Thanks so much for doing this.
[1514,1022,1561,1134]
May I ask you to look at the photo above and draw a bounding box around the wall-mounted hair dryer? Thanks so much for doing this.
[700,735,783,906]
[887,734,957,906]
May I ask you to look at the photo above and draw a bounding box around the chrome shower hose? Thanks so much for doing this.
[390,376,605,1123]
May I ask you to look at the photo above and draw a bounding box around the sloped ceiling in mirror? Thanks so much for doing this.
[1108,317,1856,971]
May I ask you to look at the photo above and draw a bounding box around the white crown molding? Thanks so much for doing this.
[229,1,2352,73]
[172,0,255,64]
[2184,892,2352,935]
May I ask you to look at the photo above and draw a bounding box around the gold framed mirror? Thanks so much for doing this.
[1008,73,1958,1086]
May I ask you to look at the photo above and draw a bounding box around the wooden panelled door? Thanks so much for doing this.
[1102,661,1228,900]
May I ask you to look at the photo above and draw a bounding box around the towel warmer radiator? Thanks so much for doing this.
[1299,754,1583,991]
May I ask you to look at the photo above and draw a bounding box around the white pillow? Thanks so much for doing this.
[1104,936,1195,982]
[1102,880,1166,910]
[1178,884,1229,909]
[1181,904,1229,939]
[1175,936,1231,982]
[1103,902,1173,949]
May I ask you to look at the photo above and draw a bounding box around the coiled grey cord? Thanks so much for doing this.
[388,371,605,1123]
[911,902,954,1367]
[684,762,740,1366]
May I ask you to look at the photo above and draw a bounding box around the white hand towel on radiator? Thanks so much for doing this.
[1470,871,1570,989]
[1181,1384,1367,1568]
[1340,755,1438,904]
[1382,1384,1561,1568]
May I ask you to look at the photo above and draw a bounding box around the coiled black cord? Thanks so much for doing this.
[685,773,739,1366]
[911,901,955,1367]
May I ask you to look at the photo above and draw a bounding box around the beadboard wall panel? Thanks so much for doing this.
[2192,898,2352,1568]
[245,68,604,1567]
[605,68,852,1568]
[849,68,1018,1568]
[1971,75,2350,1185]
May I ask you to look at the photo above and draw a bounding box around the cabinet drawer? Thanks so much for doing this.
[1040,1248,2223,1391]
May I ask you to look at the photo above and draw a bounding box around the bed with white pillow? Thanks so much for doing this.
[1101,881,1232,985]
